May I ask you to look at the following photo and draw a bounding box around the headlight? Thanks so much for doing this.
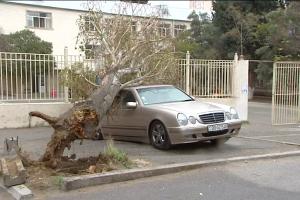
[230,107,239,119]
[189,116,196,124]
[225,112,231,120]
[177,113,188,126]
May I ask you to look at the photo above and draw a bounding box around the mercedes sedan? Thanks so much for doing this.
[99,85,242,150]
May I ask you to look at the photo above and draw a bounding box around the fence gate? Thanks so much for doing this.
[272,62,300,125]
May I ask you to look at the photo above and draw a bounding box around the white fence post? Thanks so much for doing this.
[64,47,69,103]
[295,65,300,123]
[186,51,190,95]
[235,55,249,121]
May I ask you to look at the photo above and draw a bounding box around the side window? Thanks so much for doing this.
[111,90,136,109]
[121,91,136,109]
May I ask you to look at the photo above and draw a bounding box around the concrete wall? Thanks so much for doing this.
[195,57,248,121]
[0,103,73,129]
[186,55,249,121]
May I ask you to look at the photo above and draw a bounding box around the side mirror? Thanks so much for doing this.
[126,102,137,109]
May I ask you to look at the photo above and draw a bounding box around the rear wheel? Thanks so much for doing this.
[150,121,172,150]
[210,137,230,146]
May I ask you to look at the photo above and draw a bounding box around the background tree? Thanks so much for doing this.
[5,29,52,54]
[0,29,54,91]
[255,2,300,88]
[174,11,221,59]
[212,0,279,59]
[120,0,148,4]
[0,28,12,52]
[30,1,178,168]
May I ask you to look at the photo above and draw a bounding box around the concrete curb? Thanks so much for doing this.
[8,185,34,200]
[61,150,300,191]
[0,183,33,200]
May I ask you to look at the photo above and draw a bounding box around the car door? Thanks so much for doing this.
[104,90,143,137]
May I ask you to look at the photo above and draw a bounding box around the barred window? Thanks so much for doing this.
[131,21,137,33]
[85,45,101,60]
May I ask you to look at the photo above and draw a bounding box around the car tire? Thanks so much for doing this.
[149,121,172,150]
[210,137,230,146]
[93,129,104,140]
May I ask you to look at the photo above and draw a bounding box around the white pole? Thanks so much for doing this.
[298,65,300,123]
[64,47,69,103]
[186,51,190,95]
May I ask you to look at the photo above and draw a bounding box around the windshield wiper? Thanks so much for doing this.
[182,99,194,102]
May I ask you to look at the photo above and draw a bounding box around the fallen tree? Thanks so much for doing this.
[29,1,179,169]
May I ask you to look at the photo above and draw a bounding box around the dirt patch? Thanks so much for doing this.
[15,151,151,197]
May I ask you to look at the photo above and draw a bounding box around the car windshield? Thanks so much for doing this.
[136,86,194,105]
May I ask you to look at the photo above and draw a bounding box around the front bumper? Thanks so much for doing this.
[167,120,242,145]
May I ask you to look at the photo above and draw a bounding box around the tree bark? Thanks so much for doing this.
[90,72,122,118]
[29,72,122,169]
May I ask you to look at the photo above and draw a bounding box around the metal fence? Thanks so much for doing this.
[177,53,234,98]
[272,62,300,125]
[1,51,234,103]
[0,52,99,103]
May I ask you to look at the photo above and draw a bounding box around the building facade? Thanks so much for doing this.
[0,1,191,56]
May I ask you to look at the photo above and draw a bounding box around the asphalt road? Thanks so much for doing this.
[0,101,300,199]
[42,156,300,200]
[1,102,299,166]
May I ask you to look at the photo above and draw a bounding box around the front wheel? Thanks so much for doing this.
[149,121,172,150]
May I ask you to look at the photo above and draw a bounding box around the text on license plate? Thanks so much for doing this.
[208,124,228,132]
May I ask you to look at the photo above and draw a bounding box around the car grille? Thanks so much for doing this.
[199,112,225,124]
[202,130,228,137]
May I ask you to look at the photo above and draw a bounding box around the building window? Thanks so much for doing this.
[158,23,171,37]
[131,21,137,33]
[174,24,186,37]
[85,16,96,32]
[27,11,52,28]
[85,44,101,60]
[104,18,114,27]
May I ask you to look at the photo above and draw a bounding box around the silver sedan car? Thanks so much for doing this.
[100,85,242,150]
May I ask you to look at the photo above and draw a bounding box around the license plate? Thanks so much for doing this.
[208,124,228,132]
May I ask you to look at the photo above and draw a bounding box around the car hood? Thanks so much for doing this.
[152,101,224,115]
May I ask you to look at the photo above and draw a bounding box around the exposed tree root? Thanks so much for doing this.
[29,104,99,169]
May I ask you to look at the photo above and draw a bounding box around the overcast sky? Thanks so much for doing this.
[8,1,194,20]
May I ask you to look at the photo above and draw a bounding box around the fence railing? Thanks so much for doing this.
[176,52,234,98]
[1,51,234,103]
[272,62,300,125]
[0,51,100,103]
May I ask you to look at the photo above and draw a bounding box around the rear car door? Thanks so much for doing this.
[104,90,142,137]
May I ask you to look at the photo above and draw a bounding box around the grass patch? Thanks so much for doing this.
[103,138,133,169]
[242,120,250,124]
[51,176,65,186]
